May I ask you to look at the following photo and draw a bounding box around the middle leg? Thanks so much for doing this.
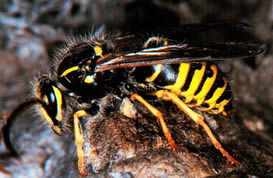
[130,93,181,151]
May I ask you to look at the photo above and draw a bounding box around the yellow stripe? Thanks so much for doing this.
[40,107,53,127]
[84,75,94,84]
[52,86,63,122]
[40,107,62,135]
[199,77,228,112]
[205,77,227,104]
[39,86,63,135]
[60,66,79,77]
[210,99,231,115]
[94,46,103,56]
[146,64,162,82]
[193,65,218,106]
[164,63,190,94]
[181,64,206,103]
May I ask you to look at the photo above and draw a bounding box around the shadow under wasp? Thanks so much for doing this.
[1,23,265,176]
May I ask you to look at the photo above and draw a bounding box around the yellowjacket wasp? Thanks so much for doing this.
[1,24,265,176]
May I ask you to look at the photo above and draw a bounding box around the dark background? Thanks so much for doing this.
[0,0,272,177]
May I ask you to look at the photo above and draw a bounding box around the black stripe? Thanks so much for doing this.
[216,84,232,103]
[194,63,212,95]
[182,63,202,91]
[223,100,232,113]
[205,72,225,100]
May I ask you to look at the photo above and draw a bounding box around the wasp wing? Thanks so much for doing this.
[95,42,265,72]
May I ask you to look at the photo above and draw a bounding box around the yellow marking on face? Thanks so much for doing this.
[163,40,168,46]
[40,107,53,127]
[60,66,79,77]
[40,107,62,135]
[52,86,63,122]
[205,77,227,104]
[94,46,103,56]
[164,63,190,94]
[193,65,218,106]
[181,64,206,103]
[84,75,94,84]
[74,110,88,176]
[39,86,63,135]
[37,90,56,133]
[146,64,162,82]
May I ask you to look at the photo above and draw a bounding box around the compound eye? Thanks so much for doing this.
[56,42,104,95]
[36,76,66,135]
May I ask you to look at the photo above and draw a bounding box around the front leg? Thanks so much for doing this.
[73,110,89,177]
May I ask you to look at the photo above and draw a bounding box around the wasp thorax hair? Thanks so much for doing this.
[56,42,105,96]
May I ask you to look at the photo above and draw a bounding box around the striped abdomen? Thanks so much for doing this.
[141,63,232,116]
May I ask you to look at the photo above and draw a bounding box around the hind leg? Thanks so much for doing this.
[150,90,241,166]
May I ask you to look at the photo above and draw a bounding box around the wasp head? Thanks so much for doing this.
[35,75,66,135]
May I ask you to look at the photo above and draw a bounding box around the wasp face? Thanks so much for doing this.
[57,42,104,96]
[35,75,66,135]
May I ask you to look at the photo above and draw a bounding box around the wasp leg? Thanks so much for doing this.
[73,110,88,177]
[130,93,181,151]
[150,90,241,167]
